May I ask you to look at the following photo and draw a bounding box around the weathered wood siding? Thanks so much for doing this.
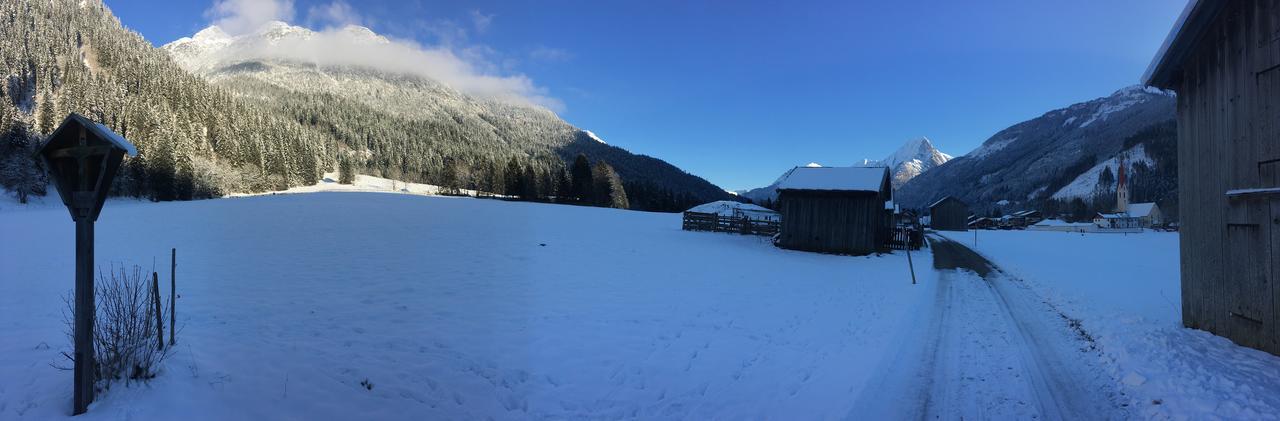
[930,198,970,231]
[1177,0,1280,354]
[777,191,887,255]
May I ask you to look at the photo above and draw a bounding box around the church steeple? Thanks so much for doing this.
[1117,161,1129,213]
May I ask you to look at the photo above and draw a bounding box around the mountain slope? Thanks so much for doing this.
[857,137,953,188]
[0,0,335,201]
[161,21,731,210]
[896,86,1176,215]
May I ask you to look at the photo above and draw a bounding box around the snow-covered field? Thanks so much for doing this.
[941,229,1280,419]
[1,192,928,419]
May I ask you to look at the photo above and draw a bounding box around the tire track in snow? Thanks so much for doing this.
[849,236,1125,420]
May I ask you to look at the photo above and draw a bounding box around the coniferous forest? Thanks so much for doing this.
[0,0,732,211]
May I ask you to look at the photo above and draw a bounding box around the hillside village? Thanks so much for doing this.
[3,0,1280,420]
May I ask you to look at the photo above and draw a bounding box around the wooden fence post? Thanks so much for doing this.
[170,248,176,346]
[905,228,917,285]
[152,272,163,350]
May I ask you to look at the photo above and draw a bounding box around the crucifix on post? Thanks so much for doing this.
[36,113,136,416]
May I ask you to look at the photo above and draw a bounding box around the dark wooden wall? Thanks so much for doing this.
[1177,0,1280,354]
[930,198,970,231]
[776,191,887,255]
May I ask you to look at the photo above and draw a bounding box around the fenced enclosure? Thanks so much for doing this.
[888,226,924,251]
[682,211,780,236]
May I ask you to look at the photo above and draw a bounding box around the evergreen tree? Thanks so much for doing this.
[591,161,629,209]
[504,157,523,198]
[570,153,593,203]
[37,93,57,135]
[338,155,356,184]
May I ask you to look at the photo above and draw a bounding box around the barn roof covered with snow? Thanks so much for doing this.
[1143,0,1226,89]
[1127,202,1159,218]
[685,200,778,219]
[775,166,889,194]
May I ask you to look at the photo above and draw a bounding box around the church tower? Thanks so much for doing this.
[1116,161,1130,213]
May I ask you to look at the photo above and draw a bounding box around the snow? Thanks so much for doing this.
[968,136,1016,159]
[582,130,606,144]
[1226,187,1280,197]
[228,172,486,199]
[939,230,1280,419]
[1,192,929,419]
[804,162,822,168]
[776,167,885,192]
[856,137,952,187]
[1051,144,1154,201]
[1126,202,1157,218]
[685,200,777,220]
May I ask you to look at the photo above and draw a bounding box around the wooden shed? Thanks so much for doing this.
[775,166,892,255]
[928,196,969,231]
[1144,0,1280,354]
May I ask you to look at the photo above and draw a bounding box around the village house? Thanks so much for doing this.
[1093,212,1142,229]
[1144,0,1280,354]
[774,166,892,255]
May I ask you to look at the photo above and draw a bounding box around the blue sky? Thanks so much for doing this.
[107,0,1186,191]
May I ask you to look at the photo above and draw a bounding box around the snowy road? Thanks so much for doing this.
[850,235,1127,420]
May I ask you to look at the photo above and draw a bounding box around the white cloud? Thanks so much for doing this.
[469,10,493,33]
[196,1,561,110]
[306,1,363,29]
[207,0,294,36]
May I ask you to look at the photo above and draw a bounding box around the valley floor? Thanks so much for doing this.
[2,191,1278,419]
[0,192,926,419]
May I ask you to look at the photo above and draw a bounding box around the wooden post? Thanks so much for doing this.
[152,272,163,351]
[906,228,917,285]
[72,218,95,415]
[169,248,175,346]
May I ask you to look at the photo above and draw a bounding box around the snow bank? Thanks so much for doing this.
[940,230,1280,419]
[1,192,929,419]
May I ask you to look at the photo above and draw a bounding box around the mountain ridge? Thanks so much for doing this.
[896,85,1177,216]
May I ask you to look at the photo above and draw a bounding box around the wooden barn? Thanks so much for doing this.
[775,166,892,255]
[928,196,969,231]
[1144,0,1280,354]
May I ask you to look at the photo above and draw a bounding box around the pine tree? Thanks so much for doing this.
[338,155,356,184]
[570,154,593,203]
[591,160,629,209]
[504,157,523,198]
[37,92,57,135]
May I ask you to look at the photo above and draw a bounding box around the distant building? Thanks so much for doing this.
[1012,210,1044,226]
[928,196,969,231]
[1093,213,1142,229]
[1144,0,1280,354]
[968,217,996,230]
[775,166,892,255]
[1126,202,1163,226]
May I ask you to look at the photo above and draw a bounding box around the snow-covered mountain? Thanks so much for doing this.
[857,137,953,188]
[161,21,732,210]
[895,86,1177,214]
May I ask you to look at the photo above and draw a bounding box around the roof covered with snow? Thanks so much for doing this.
[41,113,138,156]
[1127,202,1159,218]
[685,200,778,219]
[776,167,888,193]
[1143,0,1226,88]
[928,196,965,209]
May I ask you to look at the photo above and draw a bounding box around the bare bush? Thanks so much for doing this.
[62,264,171,390]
